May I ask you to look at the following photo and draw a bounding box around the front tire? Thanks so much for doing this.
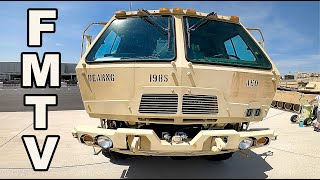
[203,152,234,161]
[290,115,298,123]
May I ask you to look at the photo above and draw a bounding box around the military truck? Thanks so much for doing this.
[72,8,280,161]
[272,72,319,113]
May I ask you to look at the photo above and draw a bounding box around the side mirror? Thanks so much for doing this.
[85,35,92,50]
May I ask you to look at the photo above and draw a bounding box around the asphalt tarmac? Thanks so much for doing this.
[0,86,84,112]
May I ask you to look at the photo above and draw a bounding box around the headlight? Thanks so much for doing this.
[97,136,113,149]
[80,134,95,146]
[239,138,254,150]
[256,137,269,146]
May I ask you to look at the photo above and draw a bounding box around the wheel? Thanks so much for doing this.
[169,156,190,160]
[277,101,284,109]
[293,104,301,113]
[273,101,278,108]
[284,103,292,111]
[203,152,234,161]
[290,115,298,123]
[304,118,313,126]
[102,149,129,160]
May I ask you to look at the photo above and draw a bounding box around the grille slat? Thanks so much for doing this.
[182,94,218,114]
[183,97,217,100]
[139,94,178,114]
[139,107,178,109]
[184,101,218,105]
[182,104,218,106]
[182,107,218,110]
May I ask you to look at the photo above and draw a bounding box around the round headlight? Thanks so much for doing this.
[97,136,113,149]
[80,134,95,146]
[239,138,254,150]
[256,137,269,146]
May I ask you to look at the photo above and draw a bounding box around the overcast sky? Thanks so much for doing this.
[0,1,319,75]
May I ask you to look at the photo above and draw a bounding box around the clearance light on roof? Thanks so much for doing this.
[230,16,240,22]
[186,9,197,15]
[173,8,184,14]
[115,10,126,17]
[159,7,171,14]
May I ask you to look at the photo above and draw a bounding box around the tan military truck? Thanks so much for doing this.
[72,8,280,161]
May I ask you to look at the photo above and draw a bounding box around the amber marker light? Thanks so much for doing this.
[173,8,184,14]
[230,15,240,22]
[115,10,126,17]
[186,9,197,15]
[159,7,171,14]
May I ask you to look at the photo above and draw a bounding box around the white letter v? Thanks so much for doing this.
[22,135,60,171]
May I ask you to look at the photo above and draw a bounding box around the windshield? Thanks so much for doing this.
[86,16,175,62]
[184,17,272,69]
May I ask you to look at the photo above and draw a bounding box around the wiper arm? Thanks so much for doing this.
[186,18,191,48]
[167,16,171,51]
[189,12,217,31]
[138,9,171,51]
[138,9,168,35]
[187,12,217,48]
[140,17,168,35]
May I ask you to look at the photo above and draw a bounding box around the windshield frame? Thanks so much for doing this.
[85,15,177,64]
[182,16,273,70]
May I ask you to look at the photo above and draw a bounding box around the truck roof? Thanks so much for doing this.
[114,8,240,24]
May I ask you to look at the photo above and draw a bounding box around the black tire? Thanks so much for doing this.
[102,149,129,160]
[169,156,190,160]
[290,115,298,123]
[304,118,313,126]
[203,152,234,161]
[312,106,318,120]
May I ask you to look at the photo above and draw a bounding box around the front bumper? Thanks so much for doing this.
[72,126,277,156]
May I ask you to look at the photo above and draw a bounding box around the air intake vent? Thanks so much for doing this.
[139,94,178,114]
[182,94,218,114]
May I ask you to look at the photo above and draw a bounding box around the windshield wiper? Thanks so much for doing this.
[186,18,191,48]
[138,9,171,51]
[138,9,168,34]
[167,16,171,51]
[187,12,217,48]
[189,12,217,31]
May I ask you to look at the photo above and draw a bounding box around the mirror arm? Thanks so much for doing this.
[80,22,108,58]
[246,28,265,49]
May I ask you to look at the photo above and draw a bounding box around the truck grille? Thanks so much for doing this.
[139,94,178,114]
[182,94,218,114]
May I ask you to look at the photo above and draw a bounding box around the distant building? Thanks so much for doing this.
[0,62,77,83]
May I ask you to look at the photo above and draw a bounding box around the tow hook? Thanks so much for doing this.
[272,132,278,141]
[131,136,140,153]
[72,129,78,138]
[211,138,226,152]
